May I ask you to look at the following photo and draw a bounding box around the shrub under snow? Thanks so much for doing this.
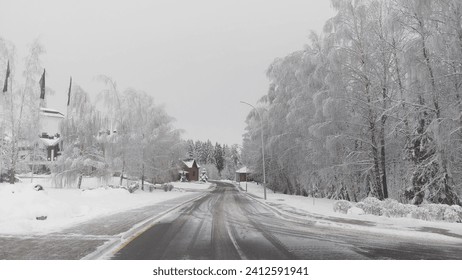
[443,206,460,223]
[420,203,446,221]
[347,196,461,223]
[410,206,431,221]
[446,205,462,223]
[407,203,462,222]
[356,197,383,216]
[333,200,353,214]
[381,199,412,218]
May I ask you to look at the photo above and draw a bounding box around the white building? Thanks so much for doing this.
[39,108,64,137]
[18,108,65,167]
[38,108,65,163]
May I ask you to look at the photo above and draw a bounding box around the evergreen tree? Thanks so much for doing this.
[214,142,224,175]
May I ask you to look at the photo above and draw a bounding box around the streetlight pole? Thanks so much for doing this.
[240,101,266,200]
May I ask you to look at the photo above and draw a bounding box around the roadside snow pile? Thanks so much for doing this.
[336,197,462,223]
[0,181,196,235]
[171,181,214,191]
[347,206,365,215]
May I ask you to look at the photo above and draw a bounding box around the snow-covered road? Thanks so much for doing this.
[112,181,462,260]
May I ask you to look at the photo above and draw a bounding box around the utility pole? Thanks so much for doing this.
[240,101,266,200]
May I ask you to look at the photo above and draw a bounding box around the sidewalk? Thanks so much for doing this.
[0,192,204,260]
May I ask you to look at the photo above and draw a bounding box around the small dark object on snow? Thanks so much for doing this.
[36,216,47,220]
[34,184,44,191]
[126,182,139,193]
[162,183,174,192]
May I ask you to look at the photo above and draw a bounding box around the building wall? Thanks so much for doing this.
[186,166,199,181]
[236,173,251,182]
[40,116,62,136]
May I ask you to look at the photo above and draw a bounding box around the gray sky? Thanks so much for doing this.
[0,0,335,145]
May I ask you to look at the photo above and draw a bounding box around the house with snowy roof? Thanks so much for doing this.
[179,159,200,181]
[236,166,252,182]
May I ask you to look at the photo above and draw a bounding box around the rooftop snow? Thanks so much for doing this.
[182,159,200,168]
[236,166,251,173]
[40,107,65,118]
[40,137,61,147]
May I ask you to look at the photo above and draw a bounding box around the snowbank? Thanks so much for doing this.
[237,181,462,242]
[0,179,211,235]
[171,181,215,191]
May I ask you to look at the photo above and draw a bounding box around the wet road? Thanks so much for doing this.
[112,182,462,260]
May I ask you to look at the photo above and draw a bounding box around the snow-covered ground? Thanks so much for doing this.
[235,181,462,242]
[0,177,213,235]
[3,175,461,243]
[171,181,216,191]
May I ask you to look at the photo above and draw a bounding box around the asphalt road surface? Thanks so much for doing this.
[112,181,462,260]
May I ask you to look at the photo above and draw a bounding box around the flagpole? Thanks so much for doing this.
[30,103,40,183]
[30,135,37,183]
[8,68,15,184]
[31,100,43,183]
[30,87,40,183]
[66,76,71,117]
[31,69,46,183]
[0,66,7,181]
[1,61,11,182]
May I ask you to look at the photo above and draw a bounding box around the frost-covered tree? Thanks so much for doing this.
[122,89,181,189]
[53,85,109,188]
[243,0,462,205]
[221,144,241,180]
[0,38,45,183]
[186,139,196,159]
[96,75,128,185]
[96,77,183,186]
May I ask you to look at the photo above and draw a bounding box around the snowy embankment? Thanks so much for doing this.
[235,181,462,242]
[0,177,212,235]
[171,181,216,191]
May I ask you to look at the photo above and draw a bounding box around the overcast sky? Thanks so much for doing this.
[0,0,335,145]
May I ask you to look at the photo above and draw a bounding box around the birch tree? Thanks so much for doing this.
[1,39,44,183]
[243,0,462,205]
